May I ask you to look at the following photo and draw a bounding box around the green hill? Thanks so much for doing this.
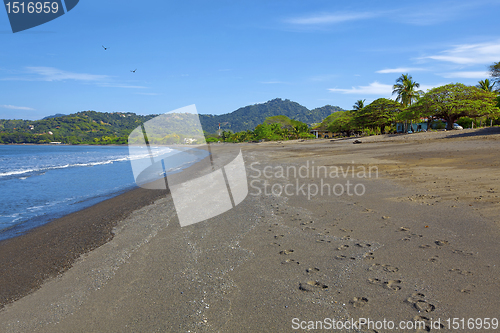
[199,98,343,133]
[0,99,344,144]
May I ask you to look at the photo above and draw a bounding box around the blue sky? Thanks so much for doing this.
[1,0,500,120]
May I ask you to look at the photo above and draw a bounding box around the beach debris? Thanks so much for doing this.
[353,139,362,144]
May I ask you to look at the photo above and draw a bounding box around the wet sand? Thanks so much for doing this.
[1,128,499,332]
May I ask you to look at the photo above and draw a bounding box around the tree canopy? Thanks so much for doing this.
[409,83,499,130]
[354,98,403,133]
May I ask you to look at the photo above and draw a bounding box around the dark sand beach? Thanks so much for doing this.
[1,128,500,332]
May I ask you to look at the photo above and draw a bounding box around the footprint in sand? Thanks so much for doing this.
[401,234,423,241]
[419,244,432,249]
[334,255,356,260]
[341,235,351,240]
[384,280,402,291]
[279,249,294,255]
[452,249,474,256]
[368,278,383,285]
[406,292,435,313]
[428,256,439,263]
[306,267,320,273]
[299,281,328,292]
[368,278,402,291]
[368,263,399,273]
[337,244,349,250]
[460,284,476,294]
[355,243,371,248]
[281,259,300,265]
[274,235,284,239]
[435,240,449,246]
[300,221,314,226]
[340,228,353,232]
[350,297,369,308]
[315,239,331,243]
[399,227,411,232]
[449,268,473,275]
[363,252,375,260]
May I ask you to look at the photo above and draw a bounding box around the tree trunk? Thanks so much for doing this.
[445,117,456,130]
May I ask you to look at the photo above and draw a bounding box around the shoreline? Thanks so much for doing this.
[0,183,169,309]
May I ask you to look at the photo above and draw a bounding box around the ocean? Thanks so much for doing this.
[0,144,207,241]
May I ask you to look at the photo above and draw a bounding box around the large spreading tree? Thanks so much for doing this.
[325,111,356,136]
[354,98,403,134]
[410,83,499,130]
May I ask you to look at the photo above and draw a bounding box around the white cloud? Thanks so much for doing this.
[285,12,378,25]
[26,67,109,82]
[0,104,35,110]
[328,81,393,95]
[439,71,490,79]
[424,40,500,65]
[1,67,146,89]
[376,67,427,74]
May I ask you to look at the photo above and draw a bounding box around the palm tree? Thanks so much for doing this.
[353,99,366,111]
[392,74,424,132]
[476,79,496,92]
[392,74,424,107]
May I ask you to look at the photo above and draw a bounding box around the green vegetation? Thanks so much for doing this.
[210,116,313,143]
[0,111,157,144]
[199,98,343,133]
[315,74,500,138]
[0,99,335,144]
[353,98,402,134]
[408,83,499,130]
[392,74,423,108]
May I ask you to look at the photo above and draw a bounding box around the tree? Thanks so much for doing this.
[354,98,403,134]
[489,61,500,89]
[326,111,356,136]
[392,74,424,107]
[353,99,366,111]
[411,83,499,130]
[476,79,496,92]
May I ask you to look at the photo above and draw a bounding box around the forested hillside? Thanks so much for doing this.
[0,99,343,144]
[199,98,343,133]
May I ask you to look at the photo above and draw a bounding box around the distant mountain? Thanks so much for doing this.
[199,98,343,133]
[42,113,67,119]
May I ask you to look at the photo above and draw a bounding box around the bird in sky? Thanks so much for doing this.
[102,45,108,50]
[130,69,137,73]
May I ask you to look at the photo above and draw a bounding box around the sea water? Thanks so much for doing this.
[0,145,207,241]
